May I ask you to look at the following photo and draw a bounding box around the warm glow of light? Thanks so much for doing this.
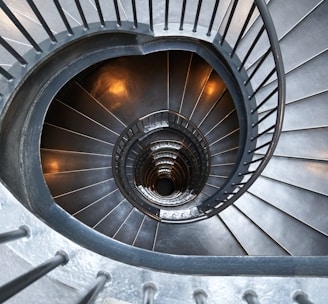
[48,161,59,173]
[204,79,224,97]
[90,64,131,100]
[108,80,128,97]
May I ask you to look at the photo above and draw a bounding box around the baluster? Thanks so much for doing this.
[293,292,314,304]
[207,0,220,36]
[251,86,278,113]
[0,66,14,80]
[143,283,157,304]
[77,271,110,304]
[220,0,239,45]
[26,0,57,42]
[179,0,187,31]
[148,0,153,32]
[0,0,42,52]
[94,0,105,26]
[238,25,265,72]
[0,35,27,65]
[230,3,256,57]
[131,0,138,28]
[244,48,271,85]
[248,68,276,100]
[243,291,260,304]
[164,0,169,30]
[194,289,207,304]
[193,0,203,32]
[0,226,30,244]
[75,0,89,30]
[113,0,122,27]
[0,251,69,303]
[53,0,74,35]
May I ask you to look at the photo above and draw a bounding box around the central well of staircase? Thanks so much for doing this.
[41,50,248,229]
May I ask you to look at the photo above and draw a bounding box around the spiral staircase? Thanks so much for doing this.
[0,0,327,303]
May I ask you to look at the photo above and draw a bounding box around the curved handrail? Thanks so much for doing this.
[0,1,285,219]
[201,0,286,215]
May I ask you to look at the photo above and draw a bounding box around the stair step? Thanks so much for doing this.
[249,175,328,235]
[236,191,328,255]
[261,156,328,196]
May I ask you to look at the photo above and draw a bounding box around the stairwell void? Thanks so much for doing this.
[39,49,248,252]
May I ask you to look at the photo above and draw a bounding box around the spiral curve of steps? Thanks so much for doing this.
[0,0,327,303]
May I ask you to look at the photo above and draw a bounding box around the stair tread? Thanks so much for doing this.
[248,175,328,235]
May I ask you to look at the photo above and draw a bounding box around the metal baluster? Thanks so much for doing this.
[94,0,105,26]
[244,48,271,85]
[53,0,74,35]
[193,0,203,32]
[220,0,239,45]
[113,0,122,27]
[207,0,220,36]
[243,291,260,304]
[248,67,276,100]
[0,226,30,244]
[194,289,207,304]
[148,0,153,32]
[77,271,110,304]
[26,0,57,42]
[164,0,169,30]
[251,86,278,113]
[0,0,42,52]
[0,66,14,81]
[179,0,187,31]
[248,141,271,153]
[143,283,157,304]
[131,0,138,28]
[0,251,69,303]
[252,106,277,127]
[75,0,89,30]
[230,2,256,57]
[293,292,314,304]
[0,36,27,65]
[238,25,265,72]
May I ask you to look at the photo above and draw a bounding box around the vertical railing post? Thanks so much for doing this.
[0,36,28,65]
[0,226,30,244]
[143,283,157,304]
[77,271,110,304]
[53,0,74,35]
[0,251,69,303]
[113,0,122,27]
[220,0,239,45]
[148,0,153,32]
[75,0,89,30]
[164,0,169,30]
[94,0,105,26]
[193,0,203,32]
[0,66,14,80]
[0,0,42,52]
[243,291,260,304]
[207,0,220,36]
[194,289,207,304]
[293,292,314,304]
[26,0,57,42]
[131,0,138,28]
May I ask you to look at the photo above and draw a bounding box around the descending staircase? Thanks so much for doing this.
[0,0,327,303]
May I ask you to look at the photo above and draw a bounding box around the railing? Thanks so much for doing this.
[0,227,110,304]
[0,0,284,218]
[0,227,319,303]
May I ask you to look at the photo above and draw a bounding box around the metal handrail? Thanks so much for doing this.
[0,0,285,249]
[199,0,285,215]
[0,0,285,218]
[216,0,285,212]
